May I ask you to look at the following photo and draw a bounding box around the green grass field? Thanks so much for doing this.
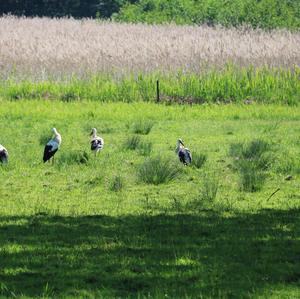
[1,100,300,298]
[2,67,300,105]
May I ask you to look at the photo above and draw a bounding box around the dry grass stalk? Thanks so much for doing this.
[0,16,299,80]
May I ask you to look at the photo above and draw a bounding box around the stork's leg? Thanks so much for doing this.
[52,156,55,165]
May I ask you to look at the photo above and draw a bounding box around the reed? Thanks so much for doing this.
[0,16,299,80]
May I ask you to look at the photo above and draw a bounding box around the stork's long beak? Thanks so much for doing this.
[90,131,93,136]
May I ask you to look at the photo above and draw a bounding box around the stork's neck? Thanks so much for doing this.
[175,143,184,153]
[54,133,62,145]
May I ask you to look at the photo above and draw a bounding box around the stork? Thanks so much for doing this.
[43,128,62,164]
[90,128,104,156]
[0,144,8,164]
[176,139,192,165]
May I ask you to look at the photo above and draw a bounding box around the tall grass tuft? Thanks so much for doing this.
[138,156,180,185]
[138,141,153,156]
[188,172,219,211]
[200,173,219,202]
[131,119,154,135]
[192,152,207,169]
[59,150,89,165]
[123,135,141,150]
[230,139,272,192]
[238,161,266,192]
[273,150,300,175]
[110,175,124,192]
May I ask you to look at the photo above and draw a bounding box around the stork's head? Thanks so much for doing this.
[177,139,184,146]
[52,128,58,135]
[90,128,97,136]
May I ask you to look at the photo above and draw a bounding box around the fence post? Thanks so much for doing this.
[156,80,160,103]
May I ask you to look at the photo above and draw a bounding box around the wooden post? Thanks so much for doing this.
[156,80,160,103]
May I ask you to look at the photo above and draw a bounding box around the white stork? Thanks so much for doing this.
[0,144,8,164]
[176,139,192,165]
[43,128,62,164]
[90,128,104,156]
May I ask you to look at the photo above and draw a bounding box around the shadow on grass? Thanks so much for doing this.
[0,210,300,297]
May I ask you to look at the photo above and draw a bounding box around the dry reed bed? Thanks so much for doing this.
[0,16,300,80]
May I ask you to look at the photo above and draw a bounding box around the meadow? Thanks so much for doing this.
[1,101,300,298]
[0,16,300,299]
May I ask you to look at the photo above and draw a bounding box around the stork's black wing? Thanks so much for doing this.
[178,148,192,165]
[91,138,103,151]
[178,150,186,164]
[43,145,57,162]
[0,150,8,163]
[184,149,192,164]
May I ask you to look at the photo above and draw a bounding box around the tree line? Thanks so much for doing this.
[1,0,299,30]
[0,0,136,18]
[116,0,300,30]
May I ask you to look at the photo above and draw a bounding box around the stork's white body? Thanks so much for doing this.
[176,139,192,165]
[43,128,62,163]
[90,128,104,156]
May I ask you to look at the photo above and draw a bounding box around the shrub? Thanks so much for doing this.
[123,135,141,150]
[138,156,180,185]
[192,152,207,169]
[116,0,300,30]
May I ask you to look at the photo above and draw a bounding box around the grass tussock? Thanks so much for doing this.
[110,175,124,192]
[123,135,141,150]
[131,119,154,135]
[230,139,272,192]
[138,156,181,185]
[188,172,219,211]
[274,150,300,175]
[238,161,267,193]
[138,141,153,156]
[59,151,89,165]
[86,175,104,187]
[192,152,207,169]
[200,173,219,203]
[123,135,152,155]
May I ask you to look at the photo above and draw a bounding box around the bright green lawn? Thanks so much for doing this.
[0,101,300,298]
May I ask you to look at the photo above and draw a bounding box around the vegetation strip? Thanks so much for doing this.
[1,67,300,105]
